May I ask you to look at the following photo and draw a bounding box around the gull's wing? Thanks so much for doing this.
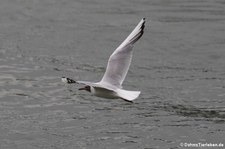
[76,81,117,91]
[100,18,145,88]
[61,77,118,91]
[61,78,94,86]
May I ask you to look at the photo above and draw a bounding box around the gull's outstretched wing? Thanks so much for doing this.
[61,77,94,86]
[61,77,118,91]
[100,18,145,88]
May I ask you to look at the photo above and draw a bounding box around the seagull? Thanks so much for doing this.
[62,18,145,102]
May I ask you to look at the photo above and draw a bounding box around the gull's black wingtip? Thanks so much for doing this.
[61,77,77,84]
[141,18,146,28]
[140,18,146,33]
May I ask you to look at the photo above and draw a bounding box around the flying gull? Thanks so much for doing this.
[62,18,146,102]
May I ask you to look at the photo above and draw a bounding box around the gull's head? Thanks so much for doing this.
[79,85,91,92]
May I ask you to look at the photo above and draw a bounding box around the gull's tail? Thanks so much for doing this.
[116,89,141,102]
[61,77,77,84]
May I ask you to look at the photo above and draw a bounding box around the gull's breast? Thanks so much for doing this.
[91,87,119,99]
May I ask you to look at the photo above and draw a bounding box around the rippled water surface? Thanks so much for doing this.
[0,0,225,148]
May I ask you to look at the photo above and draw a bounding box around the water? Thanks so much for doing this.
[0,0,225,148]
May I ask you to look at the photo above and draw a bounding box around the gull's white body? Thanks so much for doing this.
[76,81,141,101]
[63,18,145,102]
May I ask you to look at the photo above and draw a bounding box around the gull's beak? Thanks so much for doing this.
[78,87,86,90]
[79,86,91,92]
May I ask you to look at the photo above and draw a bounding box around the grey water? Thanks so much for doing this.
[0,0,225,148]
